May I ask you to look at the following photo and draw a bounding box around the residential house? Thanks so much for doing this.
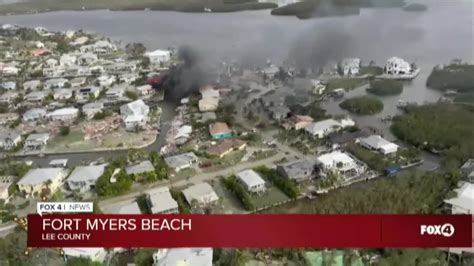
[146,187,179,214]
[60,54,77,66]
[153,248,213,266]
[80,40,117,55]
[460,159,474,183]
[444,182,474,214]
[34,27,50,36]
[316,151,364,179]
[209,122,232,140]
[82,102,104,119]
[0,91,19,104]
[49,159,68,168]
[65,65,91,76]
[0,113,19,125]
[0,176,14,202]
[17,168,67,197]
[282,115,314,130]
[0,130,22,151]
[24,133,50,150]
[98,75,116,87]
[119,72,139,83]
[53,88,73,100]
[164,152,198,172]
[357,135,399,155]
[385,57,413,75]
[47,107,79,122]
[66,164,107,192]
[25,91,49,104]
[63,248,107,264]
[2,66,19,76]
[105,86,125,100]
[145,49,171,65]
[262,64,280,79]
[277,160,314,182]
[45,58,59,67]
[44,78,68,89]
[104,62,137,73]
[70,77,87,87]
[76,87,101,102]
[126,160,155,181]
[182,183,219,206]
[328,129,371,150]
[23,108,47,122]
[120,100,150,131]
[339,58,361,76]
[198,97,219,112]
[236,169,266,194]
[23,80,41,90]
[136,84,154,96]
[71,36,89,46]
[174,125,192,145]
[207,138,246,158]
[77,53,98,66]
[1,81,16,90]
[43,66,65,78]
[305,119,343,139]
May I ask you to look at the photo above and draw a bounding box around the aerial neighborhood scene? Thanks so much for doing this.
[0,0,473,265]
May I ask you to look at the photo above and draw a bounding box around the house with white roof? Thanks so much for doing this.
[0,91,19,104]
[136,84,154,96]
[147,187,179,214]
[0,130,22,151]
[45,58,59,68]
[25,90,49,104]
[43,66,65,78]
[236,169,266,194]
[126,160,155,178]
[44,78,68,89]
[48,107,79,122]
[23,80,41,90]
[76,87,101,102]
[104,61,137,73]
[24,133,49,150]
[164,152,198,172]
[77,53,98,66]
[182,183,219,206]
[198,86,220,112]
[153,248,213,266]
[65,65,91,76]
[105,86,125,100]
[23,108,47,122]
[119,72,139,83]
[357,135,399,155]
[385,57,413,75]
[339,58,361,76]
[1,81,16,90]
[60,54,77,67]
[70,77,87,87]
[82,102,104,119]
[53,88,73,100]
[2,66,19,76]
[80,40,117,55]
[63,248,107,264]
[305,119,342,139]
[145,49,171,65]
[0,176,14,202]
[120,99,150,131]
[444,182,474,214]
[67,164,107,192]
[17,168,67,196]
[0,113,19,125]
[316,151,364,179]
[98,75,116,87]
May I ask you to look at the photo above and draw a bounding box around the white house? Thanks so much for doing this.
[146,187,179,214]
[2,66,19,76]
[65,65,91,76]
[98,75,116,87]
[1,81,16,90]
[43,66,65,78]
[119,72,139,83]
[385,57,412,75]
[23,108,47,122]
[0,130,22,151]
[199,98,219,112]
[76,87,101,102]
[25,91,49,104]
[80,40,117,55]
[77,53,98,66]
[145,49,171,65]
[82,102,104,119]
[70,77,87,87]
[444,182,474,214]
[24,133,49,150]
[316,151,364,179]
[164,152,198,172]
[67,164,107,192]
[17,168,67,196]
[0,176,14,202]
[63,248,107,264]
[60,54,77,67]
[44,78,69,89]
[136,84,154,96]
[0,113,19,125]
[153,248,213,266]
[120,100,150,131]
[0,91,19,104]
[45,58,59,68]
[357,135,399,155]
[48,107,79,122]
[182,183,219,206]
[23,80,41,90]
[305,119,342,139]
[339,58,361,76]
[105,86,125,100]
[104,62,137,73]
[236,169,266,194]
[53,88,73,100]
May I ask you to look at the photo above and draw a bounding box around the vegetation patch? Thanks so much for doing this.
[221,175,255,211]
[339,96,384,115]
[426,64,474,93]
[325,78,368,91]
[254,166,299,199]
[366,79,403,96]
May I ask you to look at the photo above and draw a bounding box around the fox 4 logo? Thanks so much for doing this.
[420,223,455,237]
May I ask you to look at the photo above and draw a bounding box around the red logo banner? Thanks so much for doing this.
[27,214,473,248]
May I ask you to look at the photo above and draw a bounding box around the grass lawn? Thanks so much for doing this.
[171,168,196,179]
[325,78,369,91]
[454,92,474,105]
[46,131,91,151]
[212,180,247,214]
[359,66,383,76]
[204,150,246,172]
[252,184,290,209]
